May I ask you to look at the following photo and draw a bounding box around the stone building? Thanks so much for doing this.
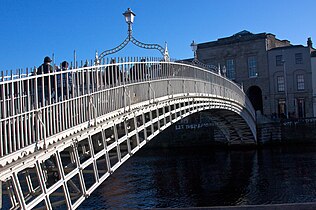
[268,43,314,118]
[195,30,315,118]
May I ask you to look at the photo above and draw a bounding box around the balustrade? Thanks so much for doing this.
[0,57,253,159]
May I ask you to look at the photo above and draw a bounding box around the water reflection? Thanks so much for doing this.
[79,145,316,209]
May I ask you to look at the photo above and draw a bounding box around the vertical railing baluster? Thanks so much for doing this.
[10,70,15,152]
[75,96,79,126]
[76,68,79,98]
[110,59,114,87]
[87,66,90,95]
[74,86,79,126]
[56,102,60,133]
[62,96,66,131]
[17,71,22,148]
[81,66,85,96]
[67,99,71,129]
[0,119,3,156]
[55,67,58,103]
[81,96,84,125]
[1,71,5,155]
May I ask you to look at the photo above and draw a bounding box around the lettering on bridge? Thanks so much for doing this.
[175,123,215,131]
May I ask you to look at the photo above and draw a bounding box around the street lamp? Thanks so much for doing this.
[190,40,219,73]
[190,40,197,59]
[222,65,227,77]
[98,8,169,61]
[123,8,136,37]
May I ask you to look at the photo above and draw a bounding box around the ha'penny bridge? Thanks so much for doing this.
[0,8,257,210]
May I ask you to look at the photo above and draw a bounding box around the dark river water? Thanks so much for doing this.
[78,143,316,209]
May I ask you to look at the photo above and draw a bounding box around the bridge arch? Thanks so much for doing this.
[0,59,257,209]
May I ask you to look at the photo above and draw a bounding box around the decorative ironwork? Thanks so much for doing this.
[99,35,168,60]
[192,58,218,72]
[99,8,169,61]
[190,40,218,72]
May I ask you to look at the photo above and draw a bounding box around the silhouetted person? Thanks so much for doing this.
[129,59,148,81]
[105,59,121,86]
[57,61,71,99]
[37,56,54,105]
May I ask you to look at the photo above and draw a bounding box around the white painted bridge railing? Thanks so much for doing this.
[0,57,255,159]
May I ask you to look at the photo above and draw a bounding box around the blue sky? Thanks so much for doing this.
[0,0,315,71]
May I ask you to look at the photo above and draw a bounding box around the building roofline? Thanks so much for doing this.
[197,31,288,49]
[268,45,306,51]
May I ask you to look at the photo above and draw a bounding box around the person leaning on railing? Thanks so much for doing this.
[129,58,148,82]
[105,59,122,86]
[56,61,72,100]
[36,56,54,105]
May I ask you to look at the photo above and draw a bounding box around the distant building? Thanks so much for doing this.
[195,30,315,119]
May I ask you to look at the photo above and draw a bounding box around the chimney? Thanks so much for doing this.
[307,37,313,48]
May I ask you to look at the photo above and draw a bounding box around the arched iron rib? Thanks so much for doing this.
[130,37,165,57]
[99,36,130,59]
[99,35,168,61]
[192,58,218,72]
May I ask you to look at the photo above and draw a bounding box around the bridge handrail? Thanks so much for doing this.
[0,57,255,158]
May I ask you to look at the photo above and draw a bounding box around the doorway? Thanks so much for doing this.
[247,86,263,114]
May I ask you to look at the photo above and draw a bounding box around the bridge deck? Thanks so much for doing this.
[0,58,257,210]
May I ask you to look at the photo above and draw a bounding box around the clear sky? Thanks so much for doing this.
[0,0,315,71]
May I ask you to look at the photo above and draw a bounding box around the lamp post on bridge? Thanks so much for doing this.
[190,40,198,60]
[123,8,136,39]
[97,8,169,63]
[190,40,219,73]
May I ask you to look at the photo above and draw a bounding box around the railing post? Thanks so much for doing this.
[88,95,97,127]
[148,83,156,104]
[183,80,187,96]
[35,110,47,150]
[167,81,173,99]
[124,87,131,112]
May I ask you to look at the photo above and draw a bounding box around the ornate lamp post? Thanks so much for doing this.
[190,40,198,59]
[190,40,218,72]
[98,8,169,62]
[123,8,135,38]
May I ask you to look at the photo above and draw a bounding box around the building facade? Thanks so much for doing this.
[268,45,314,118]
[196,30,315,119]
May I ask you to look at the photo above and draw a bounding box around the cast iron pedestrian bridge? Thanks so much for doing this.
[0,58,256,209]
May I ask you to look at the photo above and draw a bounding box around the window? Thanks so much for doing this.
[248,56,257,77]
[276,55,283,66]
[277,76,285,92]
[297,74,305,90]
[226,59,235,79]
[295,53,303,64]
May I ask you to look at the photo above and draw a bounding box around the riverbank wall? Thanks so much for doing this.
[147,114,316,148]
[257,117,316,145]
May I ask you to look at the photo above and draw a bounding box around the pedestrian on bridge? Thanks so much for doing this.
[105,59,122,86]
[56,61,72,100]
[36,56,54,105]
[129,58,148,82]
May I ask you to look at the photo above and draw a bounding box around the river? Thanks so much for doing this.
[78,143,316,209]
